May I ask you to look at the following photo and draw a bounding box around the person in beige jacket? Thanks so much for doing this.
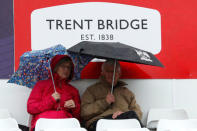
[81,60,143,131]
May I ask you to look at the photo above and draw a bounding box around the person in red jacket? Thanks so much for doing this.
[27,55,80,131]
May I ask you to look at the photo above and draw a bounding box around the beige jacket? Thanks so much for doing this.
[81,77,142,128]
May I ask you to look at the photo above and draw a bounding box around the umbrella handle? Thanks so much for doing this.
[111,59,117,94]
[46,56,56,92]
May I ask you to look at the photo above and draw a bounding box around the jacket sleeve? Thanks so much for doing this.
[81,89,110,121]
[128,90,143,120]
[27,82,56,115]
[70,89,81,121]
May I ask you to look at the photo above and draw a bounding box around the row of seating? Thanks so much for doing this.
[0,117,149,131]
[1,108,197,131]
[2,117,197,131]
[36,118,150,131]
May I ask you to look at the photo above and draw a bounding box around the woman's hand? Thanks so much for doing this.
[64,99,75,109]
[52,92,61,101]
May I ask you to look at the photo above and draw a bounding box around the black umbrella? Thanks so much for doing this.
[68,41,164,92]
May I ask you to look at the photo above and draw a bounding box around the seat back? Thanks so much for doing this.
[106,128,150,131]
[35,118,80,131]
[96,119,141,131]
[0,118,19,129]
[147,108,188,129]
[157,119,197,131]
[43,127,87,131]
[0,109,11,119]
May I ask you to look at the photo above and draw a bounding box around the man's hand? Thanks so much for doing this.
[52,92,61,101]
[112,111,124,119]
[64,99,76,109]
[106,93,115,104]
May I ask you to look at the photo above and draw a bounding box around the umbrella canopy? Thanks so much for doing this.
[8,44,93,88]
[68,41,164,93]
[67,41,164,67]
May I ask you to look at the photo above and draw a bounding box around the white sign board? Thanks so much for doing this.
[31,2,161,54]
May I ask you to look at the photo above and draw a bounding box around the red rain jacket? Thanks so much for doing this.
[27,55,80,131]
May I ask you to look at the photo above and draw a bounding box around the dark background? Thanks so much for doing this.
[0,0,14,78]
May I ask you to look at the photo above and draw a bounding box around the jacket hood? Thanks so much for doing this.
[50,55,74,82]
